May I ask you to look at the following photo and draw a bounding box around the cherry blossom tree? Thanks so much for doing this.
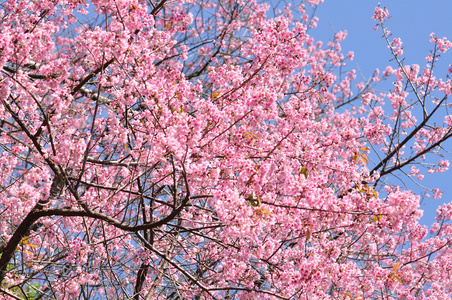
[1,0,452,299]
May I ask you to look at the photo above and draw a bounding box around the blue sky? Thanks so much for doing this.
[313,1,452,75]
[310,1,452,225]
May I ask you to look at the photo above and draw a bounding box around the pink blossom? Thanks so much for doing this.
[372,5,389,22]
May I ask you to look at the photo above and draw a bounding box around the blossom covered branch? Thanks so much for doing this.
[0,1,452,299]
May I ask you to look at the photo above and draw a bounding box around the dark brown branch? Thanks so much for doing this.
[0,206,41,284]
[370,95,448,177]
[150,0,167,16]
[136,232,218,300]
[380,131,452,177]
[71,58,115,96]
[34,171,191,232]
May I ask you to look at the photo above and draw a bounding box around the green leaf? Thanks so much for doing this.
[246,194,259,207]
[300,166,308,179]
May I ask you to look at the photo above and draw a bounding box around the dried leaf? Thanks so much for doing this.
[211,90,221,99]
[392,262,400,272]
[258,207,271,216]
[20,236,30,245]
[243,131,258,139]
[360,154,369,165]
